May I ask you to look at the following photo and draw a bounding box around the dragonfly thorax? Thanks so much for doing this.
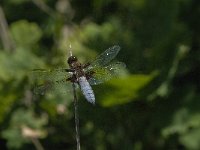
[67,56,84,78]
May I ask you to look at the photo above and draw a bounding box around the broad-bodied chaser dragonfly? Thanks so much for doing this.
[31,45,125,104]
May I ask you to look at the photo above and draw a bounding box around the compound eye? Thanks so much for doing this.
[67,56,77,64]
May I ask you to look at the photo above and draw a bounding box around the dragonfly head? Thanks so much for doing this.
[67,56,78,66]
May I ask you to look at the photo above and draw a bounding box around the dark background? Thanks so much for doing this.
[0,0,200,149]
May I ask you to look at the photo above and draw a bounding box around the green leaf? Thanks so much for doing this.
[162,105,200,150]
[0,48,45,81]
[10,20,42,48]
[96,73,155,107]
[180,128,200,150]
[0,95,16,124]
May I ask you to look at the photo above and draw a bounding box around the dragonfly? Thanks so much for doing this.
[31,45,125,150]
[31,45,125,104]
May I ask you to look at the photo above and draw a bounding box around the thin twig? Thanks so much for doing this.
[0,5,15,51]
[31,0,55,17]
[72,82,81,150]
[31,138,45,150]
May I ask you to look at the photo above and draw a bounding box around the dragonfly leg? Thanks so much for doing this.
[65,68,75,72]
[83,63,90,68]
[55,79,66,84]
[85,71,95,80]
[67,74,78,83]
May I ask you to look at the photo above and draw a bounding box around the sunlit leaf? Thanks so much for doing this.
[95,73,155,107]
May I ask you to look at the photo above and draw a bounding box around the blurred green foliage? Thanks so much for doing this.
[2,109,47,149]
[0,0,200,149]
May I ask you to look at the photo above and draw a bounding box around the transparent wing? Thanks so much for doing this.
[87,62,126,85]
[29,68,75,95]
[86,45,120,70]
